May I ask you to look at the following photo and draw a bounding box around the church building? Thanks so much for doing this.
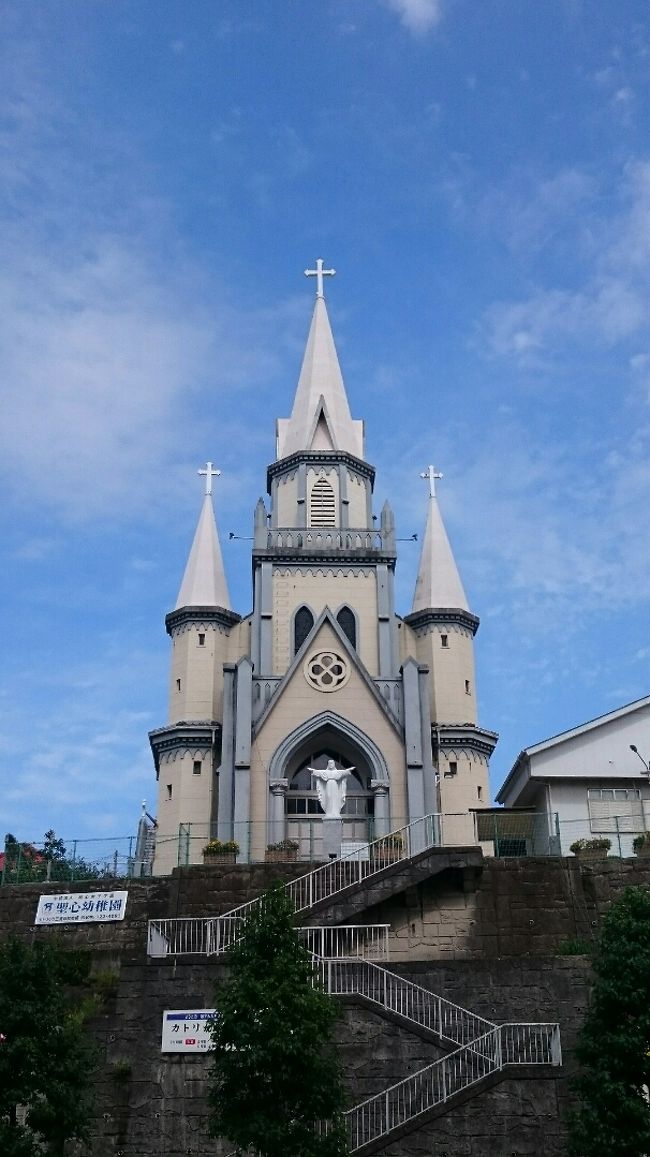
[149,262,497,873]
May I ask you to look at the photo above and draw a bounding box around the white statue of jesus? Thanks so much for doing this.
[308,758,355,819]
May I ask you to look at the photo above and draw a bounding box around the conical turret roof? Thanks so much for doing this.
[276,293,364,460]
[175,493,230,610]
[412,489,469,613]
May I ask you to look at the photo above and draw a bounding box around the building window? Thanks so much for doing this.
[444,761,458,778]
[304,651,350,692]
[193,760,202,775]
[465,680,471,695]
[198,633,205,646]
[441,634,448,648]
[310,477,336,526]
[287,752,374,818]
[337,606,356,649]
[176,678,181,692]
[294,606,314,654]
[166,784,173,800]
[477,786,483,801]
[588,787,643,833]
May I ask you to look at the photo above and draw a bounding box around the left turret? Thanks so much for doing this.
[150,465,241,874]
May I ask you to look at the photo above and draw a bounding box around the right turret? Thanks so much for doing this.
[403,466,497,842]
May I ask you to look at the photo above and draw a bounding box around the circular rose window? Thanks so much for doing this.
[304,651,350,692]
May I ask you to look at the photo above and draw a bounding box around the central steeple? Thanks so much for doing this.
[275,259,364,460]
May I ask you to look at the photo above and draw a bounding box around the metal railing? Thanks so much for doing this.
[475,809,650,860]
[317,958,495,1047]
[147,919,390,961]
[205,954,561,1152]
[343,1021,561,1151]
[219,814,441,930]
[500,1021,562,1066]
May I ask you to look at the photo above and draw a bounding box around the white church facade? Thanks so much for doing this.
[150,262,497,873]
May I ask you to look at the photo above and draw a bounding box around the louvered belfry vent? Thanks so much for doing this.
[310,477,336,526]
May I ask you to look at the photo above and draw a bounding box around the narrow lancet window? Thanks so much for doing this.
[294,606,314,654]
[337,606,356,649]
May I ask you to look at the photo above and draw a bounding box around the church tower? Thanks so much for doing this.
[150,262,496,871]
[404,468,497,845]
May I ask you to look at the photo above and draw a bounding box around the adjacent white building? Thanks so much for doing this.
[496,696,650,856]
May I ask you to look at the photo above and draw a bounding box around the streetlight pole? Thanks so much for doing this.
[630,745,650,775]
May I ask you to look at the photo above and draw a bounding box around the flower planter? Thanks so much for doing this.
[634,843,650,858]
[203,852,236,865]
[265,849,298,863]
[574,849,609,862]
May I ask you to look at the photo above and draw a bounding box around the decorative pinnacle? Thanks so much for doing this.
[198,461,221,497]
[420,465,443,498]
[305,258,336,299]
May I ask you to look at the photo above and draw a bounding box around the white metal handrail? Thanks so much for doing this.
[147,918,390,961]
[500,1021,563,1067]
[220,814,440,931]
[317,957,496,1047]
[344,1021,561,1151]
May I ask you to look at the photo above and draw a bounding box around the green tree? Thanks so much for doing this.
[2,832,104,885]
[569,886,650,1156]
[207,881,349,1157]
[0,936,97,1156]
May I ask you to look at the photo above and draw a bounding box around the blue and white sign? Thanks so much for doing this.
[35,890,128,925]
[162,1010,215,1053]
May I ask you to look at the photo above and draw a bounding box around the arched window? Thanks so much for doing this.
[337,606,356,649]
[286,752,374,819]
[310,477,336,526]
[294,606,314,654]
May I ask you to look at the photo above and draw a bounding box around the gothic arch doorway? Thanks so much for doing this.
[286,749,373,858]
[268,716,390,860]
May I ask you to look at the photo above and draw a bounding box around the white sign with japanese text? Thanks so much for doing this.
[35,890,128,925]
[161,1010,215,1053]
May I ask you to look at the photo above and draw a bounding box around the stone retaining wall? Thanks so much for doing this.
[1,854,638,1155]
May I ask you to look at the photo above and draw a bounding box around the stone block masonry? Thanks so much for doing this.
[1,854,646,1154]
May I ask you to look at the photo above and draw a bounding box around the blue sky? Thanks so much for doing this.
[1,0,649,846]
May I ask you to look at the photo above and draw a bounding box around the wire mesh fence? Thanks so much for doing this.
[0,835,150,886]
[6,807,647,886]
[474,809,650,859]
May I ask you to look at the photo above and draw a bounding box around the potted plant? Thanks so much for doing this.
[633,834,650,857]
[570,837,611,861]
[202,839,239,865]
[371,832,404,867]
[265,838,300,863]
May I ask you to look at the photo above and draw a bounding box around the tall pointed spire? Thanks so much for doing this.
[175,466,230,610]
[276,260,364,460]
[412,467,469,613]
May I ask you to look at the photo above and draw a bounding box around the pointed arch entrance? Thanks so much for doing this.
[267,713,390,860]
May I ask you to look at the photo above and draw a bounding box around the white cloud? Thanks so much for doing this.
[483,161,650,365]
[384,0,444,36]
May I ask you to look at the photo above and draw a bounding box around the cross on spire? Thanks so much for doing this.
[198,461,221,496]
[304,258,336,299]
[420,465,443,498]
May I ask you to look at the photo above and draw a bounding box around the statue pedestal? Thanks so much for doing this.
[322,817,343,860]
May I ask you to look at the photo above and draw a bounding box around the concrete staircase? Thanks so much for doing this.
[149,819,561,1154]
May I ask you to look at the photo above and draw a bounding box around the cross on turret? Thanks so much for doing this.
[198,461,221,496]
[304,258,336,299]
[420,465,443,498]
